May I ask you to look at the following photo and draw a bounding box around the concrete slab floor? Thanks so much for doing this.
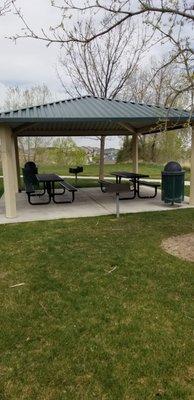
[0,187,191,225]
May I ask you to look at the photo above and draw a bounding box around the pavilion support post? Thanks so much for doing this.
[14,136,22,192]
[99,135,105,180]
[190,125,194,205]
[11,135,19,193]
[132,133,138,174]
[0,126,17,218]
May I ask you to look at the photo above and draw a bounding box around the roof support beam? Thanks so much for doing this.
[16,130,128,137]
[118,122,137,134]
[139,123,188,135]
[13,123,38,134]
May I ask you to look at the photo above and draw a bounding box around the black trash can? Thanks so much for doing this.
[161,161,185,205]
[22,162,39,192]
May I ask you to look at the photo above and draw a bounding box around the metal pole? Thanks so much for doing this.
[116,193,120,218]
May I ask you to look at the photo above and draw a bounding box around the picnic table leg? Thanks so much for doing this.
[118,178,136,200]
[134,177,138,196]
[45,181,52,201]
[116,193,120,218]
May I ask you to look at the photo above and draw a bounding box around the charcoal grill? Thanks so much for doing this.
[69,165,83,184]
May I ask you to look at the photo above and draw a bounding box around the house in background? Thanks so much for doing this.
[81,146,118,164]
[104,148,118,163]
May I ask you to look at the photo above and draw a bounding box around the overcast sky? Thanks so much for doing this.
[0,1,64,98]
[0,1,123,147]
[0,1,166,148]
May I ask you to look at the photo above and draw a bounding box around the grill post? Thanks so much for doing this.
[116,193,120,218]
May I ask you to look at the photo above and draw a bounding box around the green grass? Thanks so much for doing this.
[0,162,164,196]
[2,162,162,179]
[37,162,165,179]
[0,162,191,197]
[0,210,194,399]
[38,162,191,181]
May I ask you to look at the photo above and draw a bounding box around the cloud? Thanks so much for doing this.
[0,0,62,95]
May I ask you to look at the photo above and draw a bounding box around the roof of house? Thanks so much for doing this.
[0,95,193,137]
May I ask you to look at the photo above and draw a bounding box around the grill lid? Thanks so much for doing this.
[69,166,83,174]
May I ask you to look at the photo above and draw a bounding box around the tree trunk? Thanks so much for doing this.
[27,138,31,161]
[99,136,105,180]
[18,138,27,163]
[151,134,157,162]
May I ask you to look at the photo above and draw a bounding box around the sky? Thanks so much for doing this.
[0,1,123,147]
[0,0,172,149]
[0,1,63,99]
[0,0,122,148]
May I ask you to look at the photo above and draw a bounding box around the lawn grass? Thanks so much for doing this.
[0,162,164,179]
[1,209,194,400]
[0,162,164,196]
[38,162,190,180]
[0,162,191,198]
[38,162,165,179]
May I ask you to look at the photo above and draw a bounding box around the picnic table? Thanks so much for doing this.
[111,171,149,199]
[36,174,63,201]
[36,174,77,204]
[111,171,160,199]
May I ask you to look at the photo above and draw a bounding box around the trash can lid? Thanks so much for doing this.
[24,161,37,169]
[164,161,182,172]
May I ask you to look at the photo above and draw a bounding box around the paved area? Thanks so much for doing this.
[0,187,191,224]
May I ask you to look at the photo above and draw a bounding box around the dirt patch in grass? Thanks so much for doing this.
[162,233,194,262]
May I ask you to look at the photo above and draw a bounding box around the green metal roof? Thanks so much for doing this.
[0,95,193,137]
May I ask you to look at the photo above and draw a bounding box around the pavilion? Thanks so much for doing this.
[0,95,193,218]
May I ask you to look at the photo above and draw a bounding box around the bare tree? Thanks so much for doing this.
[11,1,194,45]
[58,22,150,98]
[57,22,151,178]
[4,85,52,162]
[63,1,194,115]
[121,57,191,162]
[11,0,194,109]
[0,0,11,16]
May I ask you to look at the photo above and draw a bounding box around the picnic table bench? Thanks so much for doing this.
[111,171,160,199]
[137,180,161,198]
[58,181,77,203]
